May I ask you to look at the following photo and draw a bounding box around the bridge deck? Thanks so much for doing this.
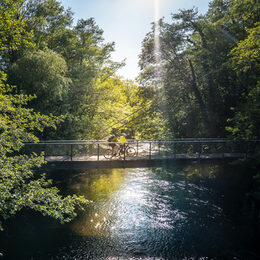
[23,139,259,168]
[45,153,246,162]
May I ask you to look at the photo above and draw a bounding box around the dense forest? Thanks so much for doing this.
[0,0,259,244]
[1,0,259,140]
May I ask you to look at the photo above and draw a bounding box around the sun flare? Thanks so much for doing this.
[154,0,161,79]
[154,0,160,21]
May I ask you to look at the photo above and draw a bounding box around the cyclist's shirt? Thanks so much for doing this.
[119,136,126,143]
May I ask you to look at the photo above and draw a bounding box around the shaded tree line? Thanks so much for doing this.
[138,0,259,140]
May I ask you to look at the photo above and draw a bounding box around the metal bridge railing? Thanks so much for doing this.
[22,139,260,162]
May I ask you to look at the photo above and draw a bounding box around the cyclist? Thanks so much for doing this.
[118,133,127,153]
[108,130,119,156]
[104,132,135,159]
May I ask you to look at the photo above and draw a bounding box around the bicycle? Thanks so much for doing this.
[104,144,136,160]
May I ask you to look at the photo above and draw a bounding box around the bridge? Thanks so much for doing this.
[23,139,260,169]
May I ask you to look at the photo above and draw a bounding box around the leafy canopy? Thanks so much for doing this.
[0,0,88,235]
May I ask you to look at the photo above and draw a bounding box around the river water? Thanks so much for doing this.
[1,163,259,259]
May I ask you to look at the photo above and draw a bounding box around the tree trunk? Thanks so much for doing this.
[188,58,212,135]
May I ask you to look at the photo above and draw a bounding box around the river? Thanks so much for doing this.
[0,162,259,259]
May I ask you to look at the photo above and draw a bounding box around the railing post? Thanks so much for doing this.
[44,143,46,161]
[174,142,176,160]
[158,141,161,157]
[198,142,201,160]
[124,143,126,161]
[136,140,139,156]
[97,143,100,161]
[71,144,73,161]
[149,142,152,160]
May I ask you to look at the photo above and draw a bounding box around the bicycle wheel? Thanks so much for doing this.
[114,146,123,158]
[104,149,113,159]
[126,146,136,157]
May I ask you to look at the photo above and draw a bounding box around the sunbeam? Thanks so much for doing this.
[154,0,162,83]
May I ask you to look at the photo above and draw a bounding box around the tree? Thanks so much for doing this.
[0,77,88,231]
[8,48,71,114]
[0,0,33,68]
[24,0,73,50]
[139,12,214,137]
[226,23,260,139]
[0,0,88,242]
[138,0,259,138]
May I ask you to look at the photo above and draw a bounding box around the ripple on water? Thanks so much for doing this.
[2,166,256,259]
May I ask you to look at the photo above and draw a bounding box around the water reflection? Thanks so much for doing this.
[1,165,258,259]
[183,163,220,179]
[70,168,127,200]
[64,166,255,258]
[69,169,127,237]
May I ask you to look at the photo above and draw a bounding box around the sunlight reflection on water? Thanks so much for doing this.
[70,168,207,239]
[2,165,257,259]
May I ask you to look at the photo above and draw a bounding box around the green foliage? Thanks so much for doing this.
[138,0,259,139]
[8,48,70,114]
[0,71,89,232]
[24,0,73,49]
[4,0,140,140]
[226,23,260,139]
[0,0,33,52]
[226,85,260,139]
[0,0,89,236]
[2,0,259,142]
[230,23,260,72]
